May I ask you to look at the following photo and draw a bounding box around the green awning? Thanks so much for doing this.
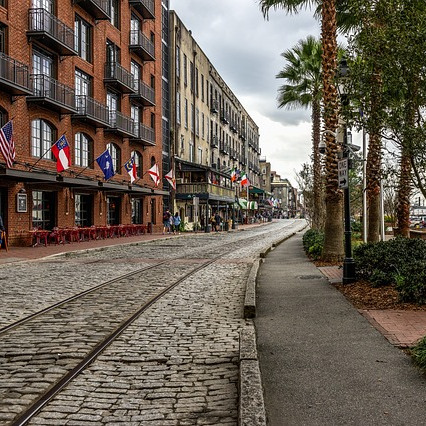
[248,186,265,194]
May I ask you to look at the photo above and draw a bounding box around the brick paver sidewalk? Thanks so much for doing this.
[319,266,426,348]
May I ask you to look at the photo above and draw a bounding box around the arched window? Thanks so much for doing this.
[31,119,55,159]
[74,133,93,167]
[107,142,120,172]
[131,150,142,177]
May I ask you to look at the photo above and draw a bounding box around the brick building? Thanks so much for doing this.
[0,0,168,246]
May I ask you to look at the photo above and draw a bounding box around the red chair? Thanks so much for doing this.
[49,227,64,245]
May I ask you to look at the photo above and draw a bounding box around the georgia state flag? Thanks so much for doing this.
[51,135,71,172]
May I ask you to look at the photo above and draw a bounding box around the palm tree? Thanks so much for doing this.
[276,36,323,229]
[260,0,343,261]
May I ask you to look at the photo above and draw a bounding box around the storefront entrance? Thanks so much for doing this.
[32,190,55,230]
[107,196,120,225]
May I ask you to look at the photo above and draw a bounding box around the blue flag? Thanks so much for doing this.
[96,149,115,180]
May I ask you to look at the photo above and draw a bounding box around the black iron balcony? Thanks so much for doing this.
[129,0,155,19]
[27,8,77,56]
[131,123,155,146]
[230,120,237,133]
[240,125,246,141]
[27,74,76,114]
[104,62,135,94]
[106,111,136,138]
[75,0,111,20]
[130,80,155,107]
[73,95,110,128]
[210,99,219,114]
[0,53,32,95]
[210,135,219,148]
[220,110,230,125]
[129,30,155,61]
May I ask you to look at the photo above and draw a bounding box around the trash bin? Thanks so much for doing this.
[204,224,211,233]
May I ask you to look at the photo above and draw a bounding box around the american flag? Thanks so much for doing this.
[0,120,15,168]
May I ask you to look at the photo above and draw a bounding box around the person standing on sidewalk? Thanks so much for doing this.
[214,212,221,232]
[162,210,171,234]
[172,212,181,234]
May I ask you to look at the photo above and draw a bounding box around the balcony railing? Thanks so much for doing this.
[27,8,77,56]
[75,0,111,20]
[176,182,235,200]
[0,53,32,95]
[130,80,155,106]
[106,110,136,138]
[129,0,155,19]
[27,74,76,114]
[73,95,110,128]
[131,123,155,146]
[104,62,135,94]
[210,99,219,113]
[129,30,155,61]
[210,135,219,148]
[220,110,230,124]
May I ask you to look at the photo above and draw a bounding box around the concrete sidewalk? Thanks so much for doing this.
[255,232,426,425]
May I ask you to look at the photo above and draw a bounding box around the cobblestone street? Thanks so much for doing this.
[0,220,307,425]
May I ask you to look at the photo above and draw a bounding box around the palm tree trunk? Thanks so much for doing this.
[366,70,383,243]
[312,94,322,229]
[321,0,343,261]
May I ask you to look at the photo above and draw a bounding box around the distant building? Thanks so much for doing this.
[169,11,261,229]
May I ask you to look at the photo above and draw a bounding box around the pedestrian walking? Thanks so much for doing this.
[214,212,221,232]
[162,210,171,234]
[172,212,181,234]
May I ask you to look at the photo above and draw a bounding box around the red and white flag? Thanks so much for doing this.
[0,120,15,168]
[51,134,71,172]
[240,172,250,187]
[165,168,176,190]
[148,163,160,186]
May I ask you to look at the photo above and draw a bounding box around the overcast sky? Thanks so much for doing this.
[170,0,321,186]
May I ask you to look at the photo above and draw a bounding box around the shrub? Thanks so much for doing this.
[411,336,426,371]
[354,237,426,304]
[303,229,324,260]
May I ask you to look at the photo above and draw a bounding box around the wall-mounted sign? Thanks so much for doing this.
[17,193,27,213]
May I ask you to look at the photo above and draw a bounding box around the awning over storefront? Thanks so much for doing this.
[0,167,169,196]
[237,198,258,210]
[248,185,265,195]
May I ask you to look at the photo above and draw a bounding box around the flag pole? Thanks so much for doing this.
[73,158,97,178]
[28,132,67,171]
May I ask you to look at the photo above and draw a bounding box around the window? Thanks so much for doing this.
[201,74,204,102]
[190,61,194,92]
[75,69,91,96]
[183,54,187,86]
[0,24,5,54]
[31,119,55,159]
[131,105,140,136]
[176,92,181,124]
[33,0,53,13]
[175,45,180,79]
[110,0,120,29]
[32,49,53,94]
[197,147,202,164]
[201,113,205,139]
[32,190,55,230]
[130,60,141,92]
[107,91,119,125]
[131,150,142,177]
[195,107,199,136]
[150,112,155,129]
[130,15,140,45]
[106,39,120,64]
[75,194,92,227]
[195,67,199,97]
[184,98,188,128]
[191,103,194,131]
[74,133,92,167]
[107,142,120,172]
[189,141,194,162]
[0,107,7,128]
[74,15,92,62]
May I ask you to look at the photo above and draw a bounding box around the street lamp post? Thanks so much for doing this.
[338,58,356,284]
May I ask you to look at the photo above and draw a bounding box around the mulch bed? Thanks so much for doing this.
[314,260,426,311]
